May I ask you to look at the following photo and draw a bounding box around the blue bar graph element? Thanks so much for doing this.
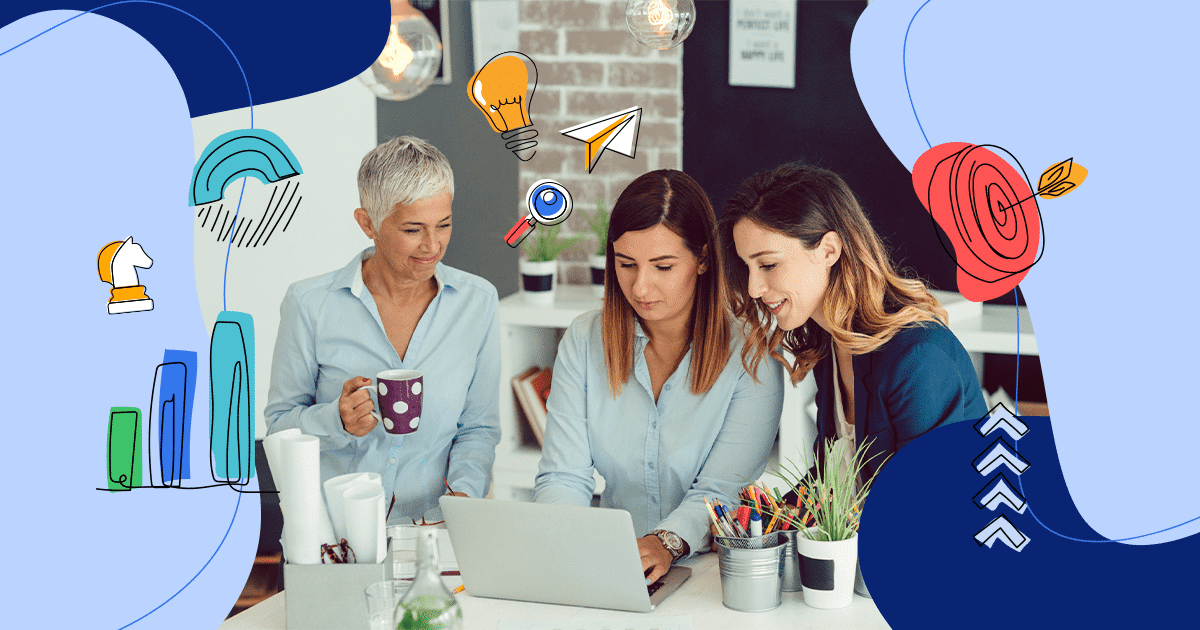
[149,359,190,486]
[150,348,196,487]
[164,349,197,479]
[210,311,256,483]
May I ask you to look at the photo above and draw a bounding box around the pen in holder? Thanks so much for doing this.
[714,532,785,612]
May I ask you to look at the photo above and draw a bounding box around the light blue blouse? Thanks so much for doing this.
[264,247,501,523]
[533,310,783,557]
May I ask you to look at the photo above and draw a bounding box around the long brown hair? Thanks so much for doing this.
[719,162,946,384]
[602,170,730,397]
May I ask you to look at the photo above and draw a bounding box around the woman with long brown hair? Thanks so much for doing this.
[719,162,986,487]
[533,170,782,584]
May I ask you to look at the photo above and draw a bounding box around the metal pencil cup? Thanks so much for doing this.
[715,533,785,612]
[778,529,802,592]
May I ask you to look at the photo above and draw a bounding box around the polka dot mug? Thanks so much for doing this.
[362,369,424,435]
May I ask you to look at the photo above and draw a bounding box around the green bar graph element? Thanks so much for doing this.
[107,407,142,492]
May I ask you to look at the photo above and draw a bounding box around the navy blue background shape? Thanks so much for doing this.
[2,1,388,118]
[861,416,1200,628]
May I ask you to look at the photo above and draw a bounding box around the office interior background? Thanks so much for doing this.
[192,1,1048,614]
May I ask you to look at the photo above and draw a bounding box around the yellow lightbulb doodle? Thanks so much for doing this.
[648,0,673,27]
[379,25,415,77]
[468,51,539,161]
[470,55,531,132]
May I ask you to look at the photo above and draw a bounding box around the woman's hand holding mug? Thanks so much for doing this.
[339,370,424,435]
[339,376,378,436]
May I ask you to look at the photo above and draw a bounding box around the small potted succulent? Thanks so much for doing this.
[771,438,888,609]
[584,199,610,297]
[519,224,585,305]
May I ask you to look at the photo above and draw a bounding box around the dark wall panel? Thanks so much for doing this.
[683,1,960,294]
[376,0,519,298]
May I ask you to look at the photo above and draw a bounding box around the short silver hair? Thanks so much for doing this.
[357,136,455,229]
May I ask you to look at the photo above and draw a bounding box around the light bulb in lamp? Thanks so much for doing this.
[626,0,695,50]
[468,51,539,161]
[358,0,442,101]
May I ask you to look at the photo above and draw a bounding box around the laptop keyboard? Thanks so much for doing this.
[647,580,664,597]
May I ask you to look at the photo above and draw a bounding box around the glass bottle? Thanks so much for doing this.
[395,528,462,630]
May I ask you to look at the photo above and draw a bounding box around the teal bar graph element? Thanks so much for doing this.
[107,407,141,491]
[210,311,256,483]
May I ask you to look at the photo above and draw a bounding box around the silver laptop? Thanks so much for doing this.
[439,496,691,612]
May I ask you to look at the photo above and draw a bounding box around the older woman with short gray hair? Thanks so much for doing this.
[265,136,501,523]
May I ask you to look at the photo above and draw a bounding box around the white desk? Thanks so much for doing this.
[220,553,890,630]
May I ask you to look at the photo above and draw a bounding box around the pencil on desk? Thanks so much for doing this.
[452,584,465,595]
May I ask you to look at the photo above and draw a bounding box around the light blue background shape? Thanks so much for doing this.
[0,11,259,629]
[853,0,1200,543]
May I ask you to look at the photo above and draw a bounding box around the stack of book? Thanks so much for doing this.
[511,366,553,446]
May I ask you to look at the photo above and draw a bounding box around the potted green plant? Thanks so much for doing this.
[519,224,585,305]
[771,438,887,609]
[584,199,610,297]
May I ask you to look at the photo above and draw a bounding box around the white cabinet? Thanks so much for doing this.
[490,285,815,501]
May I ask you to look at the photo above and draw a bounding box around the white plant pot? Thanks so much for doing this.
[795,528,858,609]
[589,254,606,298]
[520,259,557,305]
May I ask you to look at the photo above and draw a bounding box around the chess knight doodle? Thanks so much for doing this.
[97,236,155,314]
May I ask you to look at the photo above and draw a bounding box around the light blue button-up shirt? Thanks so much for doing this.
[264,247,501,523]
[533,310,783,557]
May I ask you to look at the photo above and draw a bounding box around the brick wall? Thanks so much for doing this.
[516,0,684,284]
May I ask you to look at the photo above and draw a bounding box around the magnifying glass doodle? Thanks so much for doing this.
[505,179,573,247]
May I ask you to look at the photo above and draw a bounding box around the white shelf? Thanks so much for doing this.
[950,304,1038,355]
[932,287,1037,355]
[499,284,603,328]
[493,285,602,500]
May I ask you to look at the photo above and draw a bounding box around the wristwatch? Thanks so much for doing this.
[650,529,685,562]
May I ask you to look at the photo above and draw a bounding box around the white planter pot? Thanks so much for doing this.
[589,254,606,297]
[795,528,858,609]
[520,259,557,305]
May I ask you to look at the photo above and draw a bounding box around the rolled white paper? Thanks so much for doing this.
[343,484,387,564]
[323,472,382,543]
[262,428,301,502]
[275,433,337,564]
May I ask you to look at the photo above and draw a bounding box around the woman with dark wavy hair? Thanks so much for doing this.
[534,170,782,584]
[719,161,986,489]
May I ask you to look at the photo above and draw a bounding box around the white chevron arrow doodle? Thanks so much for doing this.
[973,437,1031,476]
[974,402,1029,441]
[973,473,1028,513]
[975,514,1030,551]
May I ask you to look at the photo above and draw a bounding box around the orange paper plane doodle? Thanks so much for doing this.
[560,106,642,173]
